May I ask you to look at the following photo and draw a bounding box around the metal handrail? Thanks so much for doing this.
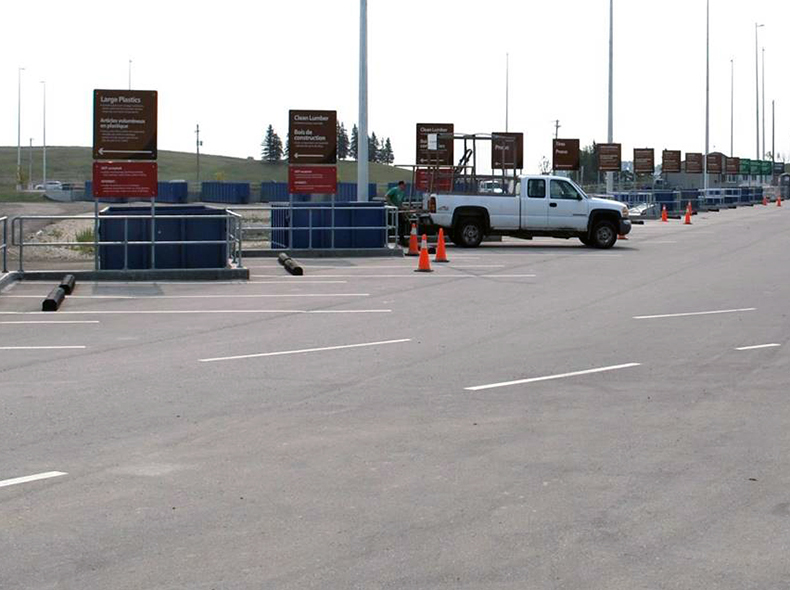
[11,212,243,272]
[0,216,7,273]
[229,204,399,251]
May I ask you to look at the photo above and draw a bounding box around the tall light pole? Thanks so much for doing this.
[41,81,47,188]
[195,124,202,187]
[772,100,775,164]
[755,23,763,162]
[606,0,614,193]
[128,59,132,90]
[704,0,709,194]
[730,59,734,157]
[357,0,369,202]
[17,67,25,190]
[28,138,33,190]
[762,47,766,159]
[505,53,509,132]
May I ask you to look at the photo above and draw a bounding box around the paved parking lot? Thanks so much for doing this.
[1,204,789,589]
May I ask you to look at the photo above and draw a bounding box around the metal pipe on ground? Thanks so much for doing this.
[59,274,76,295]
[42,287,66,312]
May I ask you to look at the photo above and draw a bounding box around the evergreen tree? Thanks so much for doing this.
[337,122,350,160]
[381,138,394,164]
[350,124,359,161]
[284,133,290,160]
[261,125,284,162]
[369,132,380,163]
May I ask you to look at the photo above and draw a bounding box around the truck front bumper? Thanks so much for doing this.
[619,219,632,236]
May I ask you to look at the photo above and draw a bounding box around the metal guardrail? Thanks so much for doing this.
[229,204,400,251]
[10,212,243,272]
[604,188,765,219]
[1,216,8,273]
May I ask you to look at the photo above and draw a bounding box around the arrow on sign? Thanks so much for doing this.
[294,153,324,160]
[98,148,154,156]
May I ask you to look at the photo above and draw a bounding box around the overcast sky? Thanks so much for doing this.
[2,0,789,172]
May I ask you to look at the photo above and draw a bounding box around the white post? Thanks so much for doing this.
[704,0,709,194]
[606,0,614,194]
[17,67,24,190]
[128,59,132,90]
[762,48,766,160]
[357,0,369,202]
[41,81,46,188]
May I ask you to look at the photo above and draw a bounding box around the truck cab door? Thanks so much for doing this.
[521,178,549,229]
[548,179,589,230]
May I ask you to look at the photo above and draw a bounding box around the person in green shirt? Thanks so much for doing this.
[385,181,407,208]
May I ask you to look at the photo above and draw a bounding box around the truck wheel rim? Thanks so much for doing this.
[463,225,479,243]
[597,226,614,244]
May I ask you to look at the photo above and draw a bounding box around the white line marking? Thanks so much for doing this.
[0,346,86,350]
[634,308,756,320]
[0,310,391,316]
[650,241,678,244]
[0,471,67,489]
[250,274,535,279]
[5,294,370,299]
[200,338,412,363]
[735,343,781,351]
[466,363,642,391]
[0,321,101,325]
[481,274,537,278]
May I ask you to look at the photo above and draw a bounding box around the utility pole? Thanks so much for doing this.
[505,53,510,132]
[755,23,763,162]
[41,81,47,188]
[357,0,369,202]
[704,0,709,194]
[772,99,775,165]
[28,138,33,190]
[195,124,202,187]
[17,67,24,190]
[606,0,614,194]
[554,120,561,139]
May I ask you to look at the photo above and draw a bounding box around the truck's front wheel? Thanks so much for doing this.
[591,220,617,249]
[455,218,484,248]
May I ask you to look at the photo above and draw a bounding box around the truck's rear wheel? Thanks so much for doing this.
[591,220,617,249]
[455,218,484,248]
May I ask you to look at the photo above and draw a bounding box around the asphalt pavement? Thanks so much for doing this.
[1,203,789,589]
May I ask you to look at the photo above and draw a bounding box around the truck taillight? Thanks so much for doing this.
[429,197,436,213]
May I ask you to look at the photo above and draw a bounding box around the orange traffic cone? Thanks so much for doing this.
[415,234,433,273]
[684,202,692,225]
[407,223,419,256]
[434,228,449,263]
[763,195,768,206]
[661,205,668,222]
[778,196,783,207]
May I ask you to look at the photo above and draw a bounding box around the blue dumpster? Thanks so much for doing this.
[271,201,387,249]
[201,182,251,204]
[98,205,228,270]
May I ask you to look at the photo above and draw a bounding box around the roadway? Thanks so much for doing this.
[1,203,788,589]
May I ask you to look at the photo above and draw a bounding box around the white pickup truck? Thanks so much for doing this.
[427,175,631,248]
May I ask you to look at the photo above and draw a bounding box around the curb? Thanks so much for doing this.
[0,271,22,292]
[243,248,404,259]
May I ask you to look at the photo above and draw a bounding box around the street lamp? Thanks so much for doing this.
[755,23,763,162]
[28,138,33,190]
[40,81,46,188]
[606,0,614,194]
[17,67,25,190]
[704,0,709,194]
[762,47,766,159]
[357,0,369,202]
[730,59,734,158]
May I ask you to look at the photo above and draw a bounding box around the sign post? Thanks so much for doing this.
[93,89,158,270]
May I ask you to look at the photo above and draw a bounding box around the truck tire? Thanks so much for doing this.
[591,220,617,249]
[455,218,484,248]
[579,235,593,247]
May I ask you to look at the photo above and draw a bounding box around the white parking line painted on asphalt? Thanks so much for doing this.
[0,471,68,489]
[465,363,642,391]
[200,338,412,363]
[250,274,535,279]
[0,346,87,350]
[0,310,391,316]
[735,343,781,351]
[633,308,756,320]
[5,294,370,299]
[0,321,101,325]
